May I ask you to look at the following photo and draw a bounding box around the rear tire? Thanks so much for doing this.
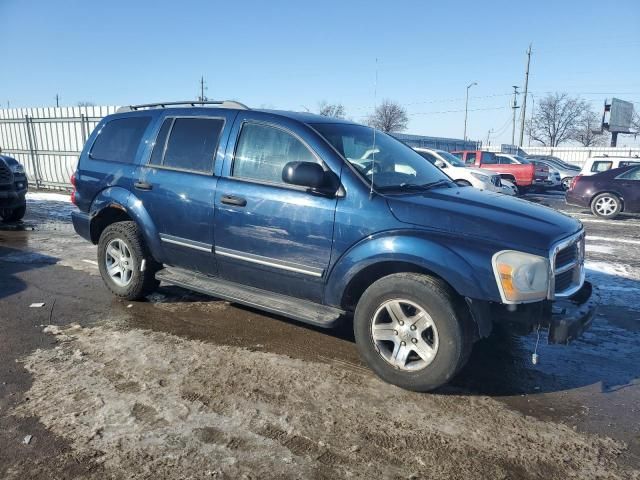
[591,193,621,219]
[353,273,472,392]
[1,204,26,222]
[98,221,160,300]
[561,177,572,190]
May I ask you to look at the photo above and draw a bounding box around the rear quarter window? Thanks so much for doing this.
[90,117,151,163]
[591,161,612,173]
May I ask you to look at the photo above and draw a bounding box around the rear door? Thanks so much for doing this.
[133,111,236,274]
[615,166,640,210]
[213,115,338,302]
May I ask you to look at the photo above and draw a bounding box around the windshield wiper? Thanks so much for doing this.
[377,179,452,193]
[419,179,452,190]
[376,183,431,192]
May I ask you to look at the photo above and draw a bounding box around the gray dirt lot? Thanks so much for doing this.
[1,191,639,479]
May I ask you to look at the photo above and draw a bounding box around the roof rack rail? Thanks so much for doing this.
[117,100,250,113]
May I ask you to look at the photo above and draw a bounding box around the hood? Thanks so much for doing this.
[464,166,497,178]
[386,186,581,253]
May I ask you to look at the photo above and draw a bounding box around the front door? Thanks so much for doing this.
[214,120,337,302]
[134,112,234,274]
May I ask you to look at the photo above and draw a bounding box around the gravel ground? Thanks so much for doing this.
[1,190,639,479]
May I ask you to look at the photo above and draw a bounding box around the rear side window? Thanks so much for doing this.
[620,161,640,168]
[617,166,640,180]
[417,151,437,164]
[465,152,476,165]
[482,152,498,164]
[591,161,612,173]
[90,117,151,163]
[232,123,317,184]
[149,117,224,173]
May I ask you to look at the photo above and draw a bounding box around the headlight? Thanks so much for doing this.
[10,163,25,174]
[470,172,489,183]
[492,250,550,303]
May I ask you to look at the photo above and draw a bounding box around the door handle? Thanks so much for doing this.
[134,181,153,191]
[221,194,247,207]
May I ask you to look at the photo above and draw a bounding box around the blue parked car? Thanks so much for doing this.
[71,101,596,391]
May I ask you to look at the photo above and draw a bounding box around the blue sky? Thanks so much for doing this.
[1,0,639,145]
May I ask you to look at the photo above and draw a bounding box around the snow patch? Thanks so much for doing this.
[26,192,72,203]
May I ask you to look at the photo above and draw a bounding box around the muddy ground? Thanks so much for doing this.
[1,191,639,479]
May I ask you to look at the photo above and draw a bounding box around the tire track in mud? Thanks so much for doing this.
[10,323,639,480]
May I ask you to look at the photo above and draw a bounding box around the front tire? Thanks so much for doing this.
[561,177,572,190]
[1,204,26,222]
[354,273,472,392]
[98,221,160,300]
[591,193,621,219]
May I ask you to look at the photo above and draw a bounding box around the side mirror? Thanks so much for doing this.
[282,161,326,188]
[435,159,446,168]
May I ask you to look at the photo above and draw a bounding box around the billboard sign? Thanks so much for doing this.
[608,98,634,133]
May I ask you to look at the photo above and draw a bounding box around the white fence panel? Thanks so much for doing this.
[0,106,119,189]
[482,144,640,167]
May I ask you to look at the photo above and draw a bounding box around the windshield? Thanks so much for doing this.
[312,123,451,191]
[436,150,466,167]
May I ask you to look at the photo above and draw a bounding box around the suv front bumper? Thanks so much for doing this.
[548,281,597,344]
[468,281,597,344]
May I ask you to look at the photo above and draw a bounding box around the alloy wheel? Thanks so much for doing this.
[371,299,439,371]
[104,238,134,287]
[594,196,618,217]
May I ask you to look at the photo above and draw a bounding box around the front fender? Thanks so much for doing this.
[324,230,501,307]
[89,187,163,261]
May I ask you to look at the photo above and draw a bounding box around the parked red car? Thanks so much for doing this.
[451,150,547,192]
[566,165,640,219]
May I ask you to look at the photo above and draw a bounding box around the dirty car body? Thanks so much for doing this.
[71,101,597,391]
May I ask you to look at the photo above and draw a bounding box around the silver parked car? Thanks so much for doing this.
[526,156,580,190]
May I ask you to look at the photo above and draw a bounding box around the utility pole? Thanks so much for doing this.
[486,129,493,146]
[518,44,532,147]
[511,85,520,145]
[55,94,60,108]
[463,82,477,141]
[198,76,208,102]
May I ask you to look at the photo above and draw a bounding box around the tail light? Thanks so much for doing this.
[70,172,77,205]
[569,175,581,191]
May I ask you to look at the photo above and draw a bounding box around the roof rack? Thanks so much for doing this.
[117,100,250,113]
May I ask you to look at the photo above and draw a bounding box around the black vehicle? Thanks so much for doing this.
[0,153,28,222]
[566,165,640,219]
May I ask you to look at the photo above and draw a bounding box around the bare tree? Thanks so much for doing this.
[573,110,608,147]
[318,101,346,119]
[366,99,408,133]
[632,111,640,136]
[527,93,590,146]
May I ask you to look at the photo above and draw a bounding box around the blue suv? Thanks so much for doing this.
[71,101,596,391]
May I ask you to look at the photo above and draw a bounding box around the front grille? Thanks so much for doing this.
[552,233,585,297]
[491,175,502,187]
[0,159,13,185]
[555,243,578,269]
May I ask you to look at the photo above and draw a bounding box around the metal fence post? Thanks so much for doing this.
[80,113,88,143]
[24,115,42,188]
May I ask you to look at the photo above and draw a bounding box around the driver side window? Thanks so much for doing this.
[232,123,318,184]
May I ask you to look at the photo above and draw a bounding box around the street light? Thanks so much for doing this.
[463,82,477,141]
